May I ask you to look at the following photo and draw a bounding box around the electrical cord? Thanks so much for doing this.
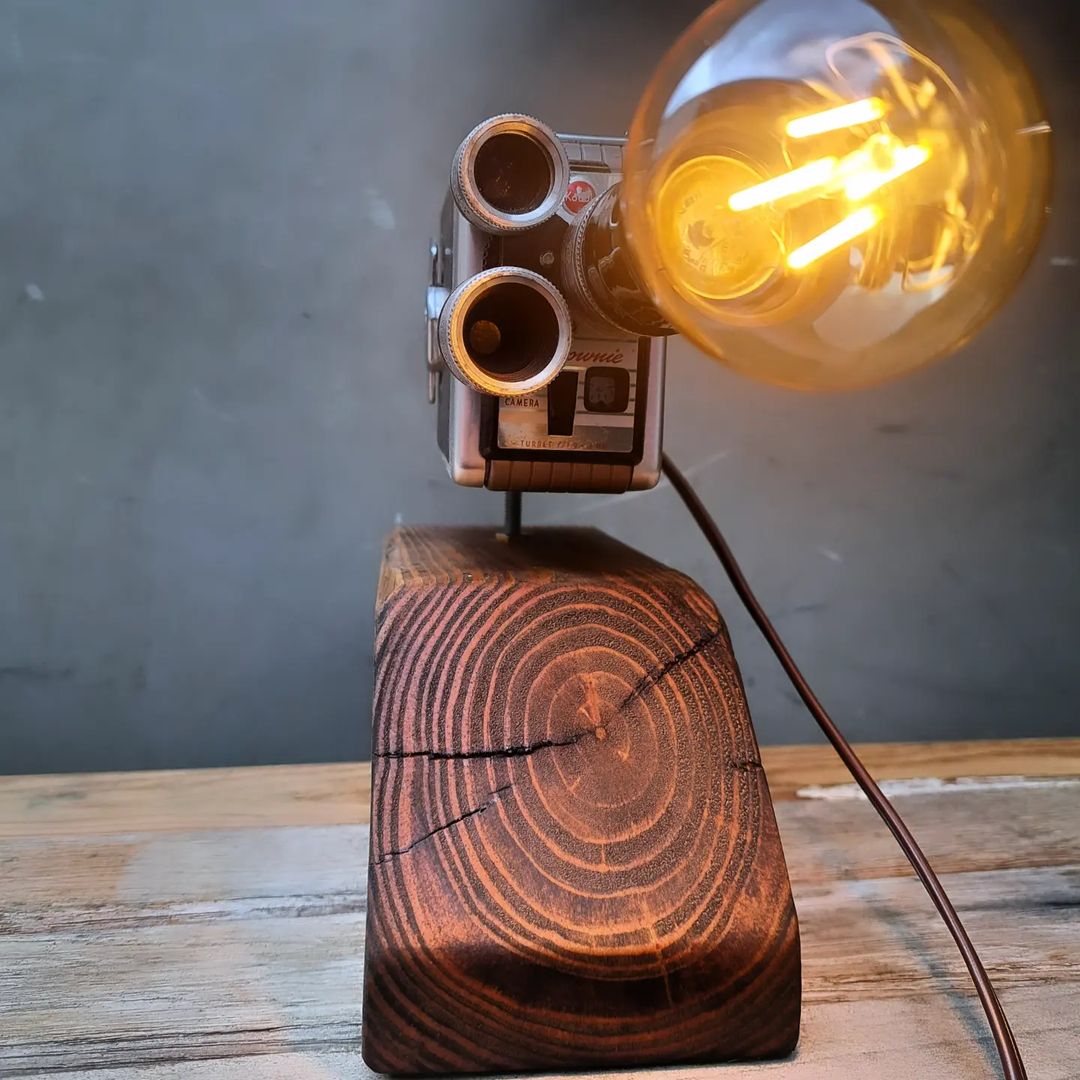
[661,453,1027,1080]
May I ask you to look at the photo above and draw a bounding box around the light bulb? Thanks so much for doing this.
[622,0,1051,390]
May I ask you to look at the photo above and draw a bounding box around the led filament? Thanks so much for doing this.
[787,206,883,270]
[785,97,886,139]
[661,96,938,296]
[719,102,935,271]
[727,157,840,213]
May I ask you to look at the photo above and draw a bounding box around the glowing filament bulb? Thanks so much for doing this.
[844,143,931,200]
[621,0,1052,390]
[728,157,838,211]
[785,97,887,139]
[787,206,883,270]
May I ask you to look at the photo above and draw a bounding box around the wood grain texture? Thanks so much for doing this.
[0,763,370,840]
[758,737,1080,801]
[3,738,1076,839]
[363,527,800,1074]
[0,745,1078,1077]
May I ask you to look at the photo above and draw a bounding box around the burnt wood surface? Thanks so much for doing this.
[363,526,801,1074]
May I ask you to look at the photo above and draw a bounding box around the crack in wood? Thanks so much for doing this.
[620,627,724,708]
[373,729,593,761]
[370,783,514,866]
[728,759,764,772]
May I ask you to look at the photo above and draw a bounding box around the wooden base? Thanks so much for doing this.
[362,527,800,1074]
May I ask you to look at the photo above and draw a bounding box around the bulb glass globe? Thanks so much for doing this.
[623,0,1052,389]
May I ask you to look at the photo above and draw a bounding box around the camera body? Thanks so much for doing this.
[426,120,667,493]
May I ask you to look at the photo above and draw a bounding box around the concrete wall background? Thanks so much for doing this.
[2,0,1077,775]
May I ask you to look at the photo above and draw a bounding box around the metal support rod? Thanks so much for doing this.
[504,491,522,540]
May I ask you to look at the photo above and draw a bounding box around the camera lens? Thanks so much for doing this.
[452,115,569,234]
[472,134,553,215]
[463,281,559,377]
[562,182,673,338]
[439,267,571,396]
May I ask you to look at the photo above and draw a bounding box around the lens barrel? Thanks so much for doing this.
[438,267,572,397]
[451,115,569,234]
[562,183,673,338]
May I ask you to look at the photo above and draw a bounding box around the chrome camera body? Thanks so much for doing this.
[426,116,668,493]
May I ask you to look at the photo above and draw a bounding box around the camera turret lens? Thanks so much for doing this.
[451,115,569,234]
[439,267,572,397]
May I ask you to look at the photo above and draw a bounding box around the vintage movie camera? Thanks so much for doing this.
[425,115,672,494]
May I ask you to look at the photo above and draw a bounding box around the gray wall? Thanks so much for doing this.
[2,0,1077,775]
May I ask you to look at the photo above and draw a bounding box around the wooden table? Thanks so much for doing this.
[2,739,1077,1078]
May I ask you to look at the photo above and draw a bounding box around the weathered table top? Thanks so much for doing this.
[1,739,1077,1079]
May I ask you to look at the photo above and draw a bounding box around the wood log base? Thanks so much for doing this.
[363,526,801,1075]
